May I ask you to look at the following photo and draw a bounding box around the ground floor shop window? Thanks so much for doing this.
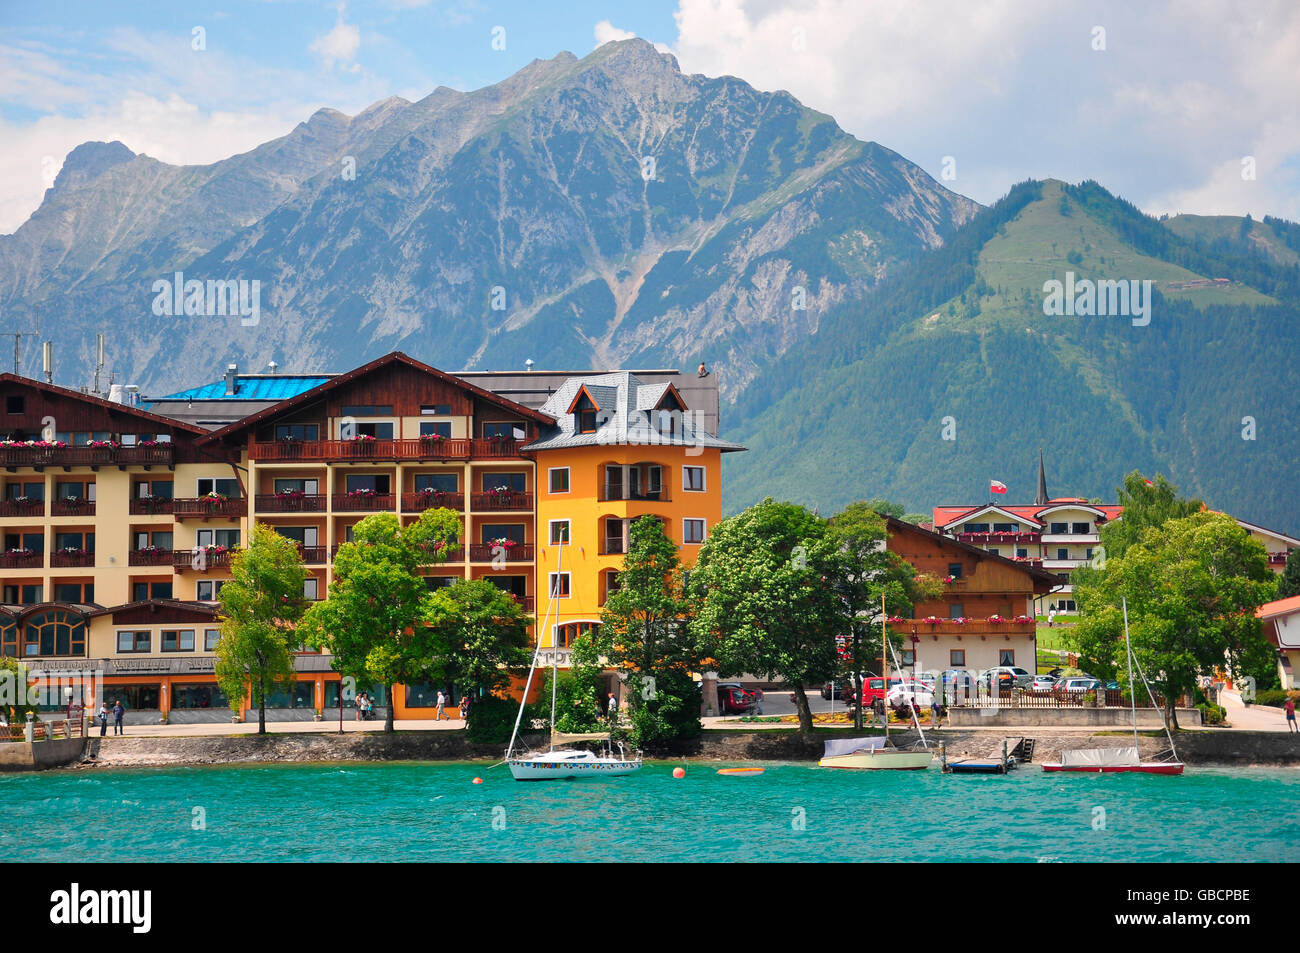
[264,681,316,709]
[405,683,457,707]
[323,681,388,708]
[172,683,229,710]
[104,684,160,711]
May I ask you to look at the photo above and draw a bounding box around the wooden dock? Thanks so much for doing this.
[940,738,1034,775]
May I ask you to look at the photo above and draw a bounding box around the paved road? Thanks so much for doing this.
[1220,689,1291,732]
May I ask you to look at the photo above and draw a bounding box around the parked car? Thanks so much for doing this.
[978,666,1034,689]
[1030,674,1059,691]
[718,684,764,714]
[940,669,976,692]
[887,684,935,709]
[1054,676,1102,695]
[914,672,938,691]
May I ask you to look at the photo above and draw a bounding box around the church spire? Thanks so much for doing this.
[1035,449,1049,506]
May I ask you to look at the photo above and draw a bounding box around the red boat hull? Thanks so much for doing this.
[1041,762,1184,775]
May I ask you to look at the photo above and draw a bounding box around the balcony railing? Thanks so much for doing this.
[173,548,238,571]
[598,487,670,503]
[50,550,94,568]
[332,493,395,512]
[297,546,328,564]
[173,497,247,520]
[600,539,626,556]
[468,543,533,563]
[510,594,535,612]
[51,499,95,517]
[128,498,174,516]
[470,491,533,511]
[0,551,42,569]
[890,620,1037,636]
[1269,550,1292,565]
[129,549,174,567]
[0,499,44,517]
[956,531,1041,543]
[250,437,525,462]
[402,491,464,512]
[255,493,328,513]
[0,443,175,467]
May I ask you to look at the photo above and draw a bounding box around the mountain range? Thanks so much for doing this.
[2,39,1297,532]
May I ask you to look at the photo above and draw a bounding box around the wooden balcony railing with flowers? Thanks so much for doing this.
[51,499,95,517]
[173,547,238,571]
[0,441,174,467]
[0,550,42,569]
[332,492,395,512]
[50,550,95,568]
[255,493,328,513]
[468,542,533,563]
[173,496,247,520]
[889,617,1038,636]
[129,548,174,567]
[129,497,174,516]
[1269,550,1293,566]
[250,437,527,462]
[402,491,464,512]
[956,531,1042,544]
[0,499,44,517]
[470,491,533,511]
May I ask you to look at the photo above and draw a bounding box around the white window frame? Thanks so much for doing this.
[549,520,571,545]
[682,518,706,545]
[304,578,319,601]
[682,466,706,493]
[203,628,221,651]
[548,572,571,599]
[548,467,570,494]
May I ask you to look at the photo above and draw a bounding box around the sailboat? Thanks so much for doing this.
[819,595,933,770]
[1042,597,1184,775]
[504,540,643,781]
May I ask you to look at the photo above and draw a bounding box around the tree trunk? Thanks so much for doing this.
[258,674,266,735]
[1165,693,1179,731]
[385,683,395,733]
[792,683,814,733]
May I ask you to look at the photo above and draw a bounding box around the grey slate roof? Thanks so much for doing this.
[522,372,745,453]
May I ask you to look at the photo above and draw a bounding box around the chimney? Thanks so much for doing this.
[224,363,238,396]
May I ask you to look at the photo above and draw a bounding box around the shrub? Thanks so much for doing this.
[465,693,518,744]
[1197,702,1227,725]
[1253,689,1289,708]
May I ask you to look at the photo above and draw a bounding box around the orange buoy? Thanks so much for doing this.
[472,777,483,784]
[672,767,686,779]
[718,767,765,777]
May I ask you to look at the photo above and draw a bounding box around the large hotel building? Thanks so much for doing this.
[0,352,740,724]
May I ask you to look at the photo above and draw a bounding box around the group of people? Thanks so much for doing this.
[354,692,376,721]
[96,700,125,736]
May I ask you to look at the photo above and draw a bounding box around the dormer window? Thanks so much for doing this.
[570,390,599,434]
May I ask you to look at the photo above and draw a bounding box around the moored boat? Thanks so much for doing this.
[819,736,932,770]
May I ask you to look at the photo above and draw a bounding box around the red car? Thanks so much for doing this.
[718,683,764,714]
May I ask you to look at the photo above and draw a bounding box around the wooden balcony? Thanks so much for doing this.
[173,548,237,571]
[0,550,41,569]
[255,493,328,513]
[470,491,533,511]
[1269,550,1292,566]
[597,487,671,503]
[297,546,328,564]
[0,499,44,517]
[129,549,174,567]
[173,497,247,520]
[468,543,533,563]
[0,443,174,467]
[890,620,1037,636]
[510,594,535,612]
[50,550,94,568]
[402,491,464,512]
[957,531,1041,543]
[250,437,525,462]
[128,498,174,516]
[332,493,396,512]
[51,499,95,517]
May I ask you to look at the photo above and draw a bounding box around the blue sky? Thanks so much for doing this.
[2,0,1298,233]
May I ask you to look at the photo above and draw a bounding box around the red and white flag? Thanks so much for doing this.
[990,480,1007,494]
[1143,478,1154,486]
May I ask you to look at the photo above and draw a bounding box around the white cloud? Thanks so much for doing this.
[594,20,637,47]
[312,5,362,68]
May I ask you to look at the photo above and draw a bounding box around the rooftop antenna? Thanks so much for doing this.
[267,360,279,374]
[524,358,535,372]
[42,341,53,384]
[92,333,106,394]
[2,331,38,376]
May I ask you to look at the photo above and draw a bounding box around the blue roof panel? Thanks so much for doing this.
[151,376,330,402]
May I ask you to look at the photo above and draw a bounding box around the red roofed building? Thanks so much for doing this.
[1258,595,1300,690]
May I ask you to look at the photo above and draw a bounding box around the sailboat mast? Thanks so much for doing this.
[882,592,888,744]
[1122,598,1139,751]
[548,541,563,752]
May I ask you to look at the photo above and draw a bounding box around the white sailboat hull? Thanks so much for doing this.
[508,754,643,780]
[819,750,933,770]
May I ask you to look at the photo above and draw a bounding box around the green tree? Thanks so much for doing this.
[424,578,531,711]
[1073,512,1275,728]
[1277,548,1300,600]
[538,633,605,733]
[299,508,461,732]
[1,656,34,725]
[213,524,308,734]
[688,499,843,732]
[1099,472,1203,561]
[599,516,700,746]
[826,503,938,727]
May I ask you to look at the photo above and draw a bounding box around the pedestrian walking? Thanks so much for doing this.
[435,690,446,721]
[112,699,124,735]
[930,692,942,729]
[607,692,618,721]
[1047,608,1056,628]
[98,703,108,737]
[459,693,471,721]
[1286,697,1297,734]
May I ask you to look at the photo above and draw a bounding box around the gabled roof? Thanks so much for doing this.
[198,352,554,444]
[936,504,1044,528]
[933,498,1123,529]
[1257,595,1300,621]
[523,371,743,453]
[0,374,207,435]
[1232,518,1300,548]
[885,517,1063,592]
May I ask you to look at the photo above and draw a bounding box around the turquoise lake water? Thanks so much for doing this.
[4,762,1297,862]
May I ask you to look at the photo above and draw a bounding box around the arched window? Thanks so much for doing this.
[22,608,87,657]
[556,621,600,648]
[0,611,18,657]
